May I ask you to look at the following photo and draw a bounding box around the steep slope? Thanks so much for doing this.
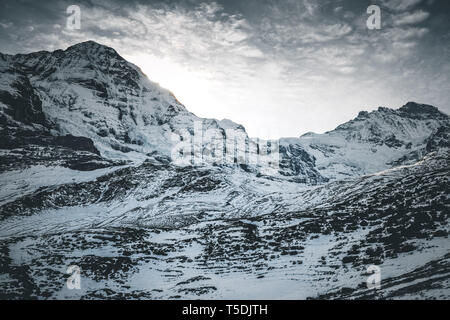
[0,151,448,299]
[0,51,122,173]
[3,41,206,159]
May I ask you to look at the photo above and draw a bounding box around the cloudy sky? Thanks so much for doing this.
[1,0,449,138]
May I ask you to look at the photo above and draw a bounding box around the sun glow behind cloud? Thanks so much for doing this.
[125,54,216,114]
[125,53,291,139]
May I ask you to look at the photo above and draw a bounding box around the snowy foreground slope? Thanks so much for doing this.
[0,41,449,299]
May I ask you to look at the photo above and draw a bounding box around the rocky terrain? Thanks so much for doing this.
[0,41,449,299]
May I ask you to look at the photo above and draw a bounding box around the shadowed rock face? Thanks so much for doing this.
[0,42,449,300]
[53,135,100,155]
[399,102,448,120]
[0,69,45,126]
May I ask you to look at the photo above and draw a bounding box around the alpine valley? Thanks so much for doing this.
[0,41,449,299]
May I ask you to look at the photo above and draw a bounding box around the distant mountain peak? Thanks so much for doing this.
[69,40,103,47]
[351,102,448,123]
[377,106,393,113]
[65,40,121,58]
[399,102,440,114]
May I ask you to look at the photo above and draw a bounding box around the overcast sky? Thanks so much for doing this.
[1,0,449,138]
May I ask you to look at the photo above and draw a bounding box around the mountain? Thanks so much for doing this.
[0,41,449,300]
[291,102,450,180]
[0,41,323,182]
[3,41,448,182]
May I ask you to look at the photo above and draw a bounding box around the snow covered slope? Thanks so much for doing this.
[0,151,448,299]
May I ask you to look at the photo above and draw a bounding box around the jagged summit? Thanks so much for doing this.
[400,101,438,113]
[0,41,196,161]
[62,41,128,66]
[66,40,113,50]
[399,101,447,119]
[330,102,448,136]
[3,40,121,61]
[354,102,447,122]
[361,102,446,121]
[295,101,450,180]
[8,40,138,82]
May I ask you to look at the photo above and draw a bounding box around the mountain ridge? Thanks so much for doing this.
[1,41,449,183]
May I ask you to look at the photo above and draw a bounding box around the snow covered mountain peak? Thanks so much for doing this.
[1,41,199,160]
[398,102,448,120]
[329,101,449,143]
[65,40,120,56]
[368,102,447,121]
[7,40,178,103]
[295,102,449,180]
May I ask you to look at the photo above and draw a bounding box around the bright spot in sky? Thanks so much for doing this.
[123,53,422,140]
[124,54,294,139]
[125,54,218,117]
